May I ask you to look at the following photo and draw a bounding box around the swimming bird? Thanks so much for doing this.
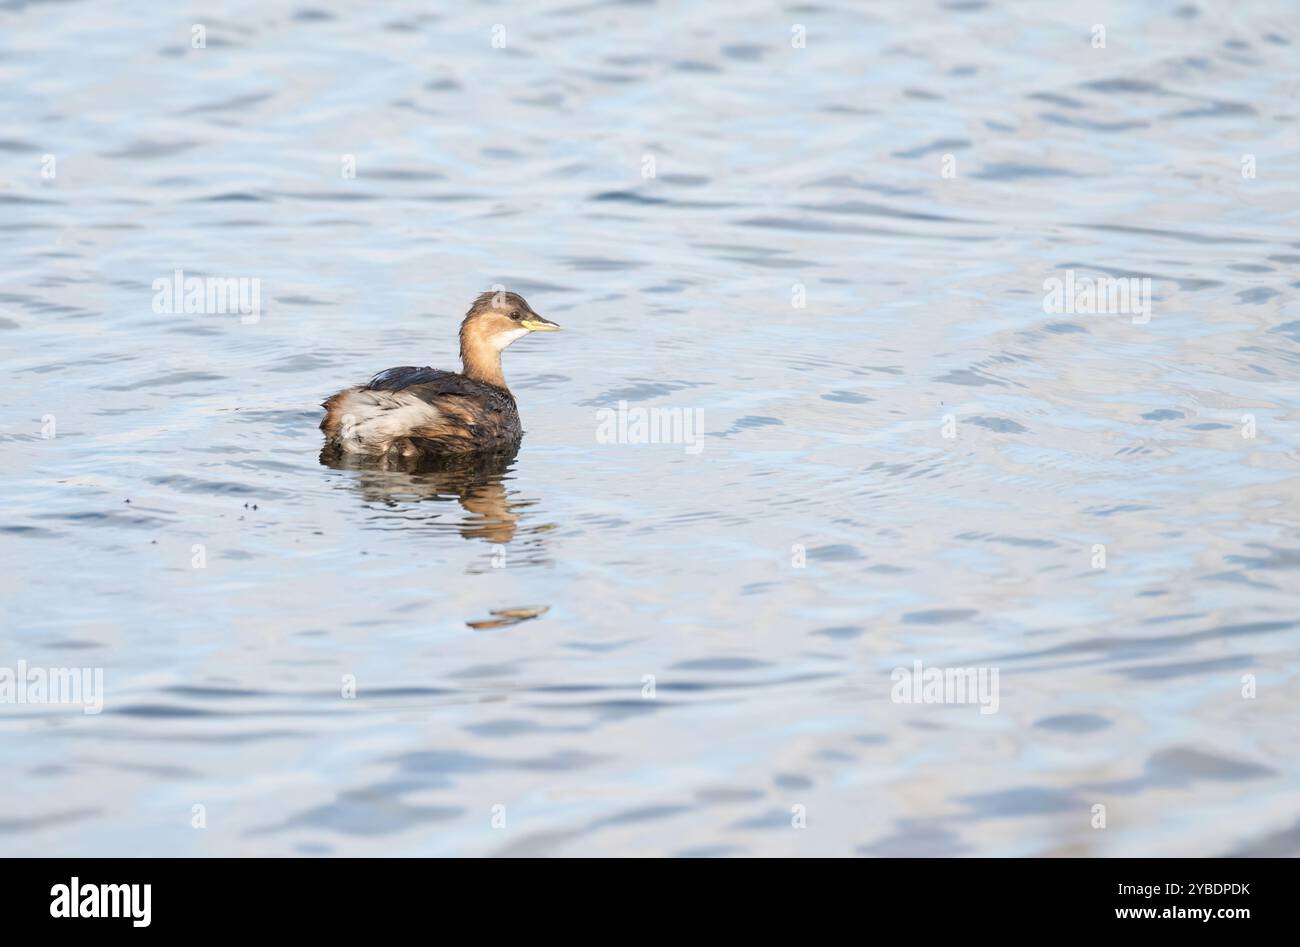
[320,291,559,461]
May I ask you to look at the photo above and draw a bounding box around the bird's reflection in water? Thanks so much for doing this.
[320,444,548,551]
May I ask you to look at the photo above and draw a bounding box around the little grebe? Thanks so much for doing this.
[320,291,559,460]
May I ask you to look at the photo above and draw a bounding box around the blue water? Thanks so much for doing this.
[1,0,1298,856]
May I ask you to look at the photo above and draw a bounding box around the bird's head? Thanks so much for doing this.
[460,290,560,357]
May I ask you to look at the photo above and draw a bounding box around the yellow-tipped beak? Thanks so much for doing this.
[521,318,561,332]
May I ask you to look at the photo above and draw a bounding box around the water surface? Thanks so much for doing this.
[1,0,1299,856]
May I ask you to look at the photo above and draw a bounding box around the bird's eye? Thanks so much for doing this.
[509,310,522,320]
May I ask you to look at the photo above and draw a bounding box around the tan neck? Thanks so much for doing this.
[460,340,507,389]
